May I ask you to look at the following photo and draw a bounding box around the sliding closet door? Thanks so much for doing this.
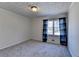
[42,20,48,42]
[59,17,67,46]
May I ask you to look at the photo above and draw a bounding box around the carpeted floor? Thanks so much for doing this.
[0,40,71,57]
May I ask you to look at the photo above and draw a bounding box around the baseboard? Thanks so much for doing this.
[67,47,72,57]
[0,39,30,50]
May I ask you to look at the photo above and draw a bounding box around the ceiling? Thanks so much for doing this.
[0,2,71,17]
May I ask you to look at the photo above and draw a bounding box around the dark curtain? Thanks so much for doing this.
[42,20,48,42]
[59,17,67,46]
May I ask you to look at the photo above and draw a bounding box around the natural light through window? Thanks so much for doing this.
[47,19,60,36]
[47,20,53,35]
[54,19,60,35]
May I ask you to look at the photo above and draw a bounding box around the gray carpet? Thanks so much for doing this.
[0,40,71,57]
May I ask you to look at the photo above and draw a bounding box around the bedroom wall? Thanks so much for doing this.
[68,2,79,56]
[31,13,67,44]
[0,8,31,49]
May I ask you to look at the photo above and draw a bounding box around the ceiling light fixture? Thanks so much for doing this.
[31,6,38,12]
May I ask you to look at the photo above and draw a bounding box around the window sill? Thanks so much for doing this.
[48,35,60,37]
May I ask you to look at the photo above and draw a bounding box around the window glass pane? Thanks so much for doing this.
[47,20,53,35]
[54,19,59,27]
[54,19,60,35]
[48,21,53,27]
[47,19,60,36]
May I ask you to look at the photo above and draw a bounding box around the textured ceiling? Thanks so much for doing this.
[0,2,71,17]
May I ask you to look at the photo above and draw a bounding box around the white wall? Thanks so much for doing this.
[0,8,31,49]
[68,2,79,56]
[31,13,67,44]
[31,17,43,41]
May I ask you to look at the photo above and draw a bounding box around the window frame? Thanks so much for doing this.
[47,19,60,36]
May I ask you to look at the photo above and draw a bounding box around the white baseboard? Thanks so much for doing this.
[0,39,30,50]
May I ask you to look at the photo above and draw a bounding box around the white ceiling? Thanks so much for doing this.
[0,2,71,17]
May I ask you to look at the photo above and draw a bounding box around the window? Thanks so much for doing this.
[47,19,60,36]
[47,20,53,35]
[54,19,60,35]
